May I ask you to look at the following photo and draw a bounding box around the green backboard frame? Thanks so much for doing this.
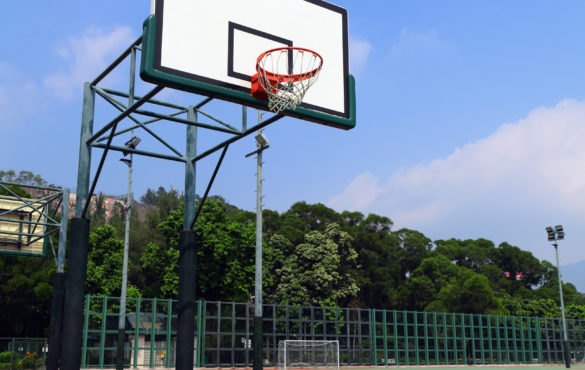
[139,15,356,130]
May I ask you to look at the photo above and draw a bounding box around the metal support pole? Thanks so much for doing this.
[116,153,134,370]
[253,111,265,370]
[555,243,571,368]
[116,49,137,369]
[74,83,94,218]
[47,188,70,370]
[176,107,198,370]
[61,82,94,370]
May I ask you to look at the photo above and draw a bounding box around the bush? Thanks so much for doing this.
[20,352,39,369]
[0,352,11,364]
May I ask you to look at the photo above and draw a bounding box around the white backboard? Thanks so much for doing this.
[152,0,349,119]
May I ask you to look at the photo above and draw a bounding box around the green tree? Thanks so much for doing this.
[501,296,559,317]
[353,214,400,308]
[491,242,544,288]
[395,228,432,280]
[401,255,459,311]
[86,225,141,300]
[273,223,358,306]
[278,202,342,245]
[141,199,258,301]
[434,268,507,315]
[566,304,585,320]
[0,185,31,198]
[0,253,55,336]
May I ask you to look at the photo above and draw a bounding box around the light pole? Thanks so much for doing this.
[546,225,570,368]
[245,111,269,370]
[116,136,140,370]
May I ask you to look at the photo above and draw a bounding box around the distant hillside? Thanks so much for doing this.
[562,259,585,293]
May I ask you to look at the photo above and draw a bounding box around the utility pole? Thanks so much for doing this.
[245,111,269,370]
[116,135,140,370]
[546,225,570,368]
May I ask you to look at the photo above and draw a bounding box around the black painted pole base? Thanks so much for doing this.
[47,272,66,370]
[116,328,126,369]
[253,316,263,370]
[61,218,90,370]
[564,340,571,368]
[176,230,197,370]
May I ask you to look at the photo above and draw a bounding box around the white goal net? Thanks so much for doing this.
[277,340,340,370]
[574,349,585,365]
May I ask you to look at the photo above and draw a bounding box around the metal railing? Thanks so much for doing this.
[80,295,585,369]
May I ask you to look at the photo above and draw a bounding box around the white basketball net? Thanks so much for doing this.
[256,47,323,114]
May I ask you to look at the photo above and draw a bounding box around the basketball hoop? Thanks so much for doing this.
[252,47,323,114]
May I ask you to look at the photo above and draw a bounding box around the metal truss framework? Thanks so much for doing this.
[61,35,286,370]
[0,181,66,259]
[82,36,284,222]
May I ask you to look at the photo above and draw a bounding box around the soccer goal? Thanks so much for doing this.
[277,340,340,370]
[574,349,585,365]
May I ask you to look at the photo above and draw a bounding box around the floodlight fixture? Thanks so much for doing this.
[555,225,565,240]
[255,133,269,148]
[124,136,141,149]
[123,136,141,156]
[546,226,555,241]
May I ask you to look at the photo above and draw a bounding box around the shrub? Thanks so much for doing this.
[20,352,39,369]
[0,352,11,363]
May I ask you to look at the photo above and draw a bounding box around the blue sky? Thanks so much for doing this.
[2,1,585,279]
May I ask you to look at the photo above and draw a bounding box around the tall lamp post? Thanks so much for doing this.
[245,112,269,370]
[116,136,140,370]
[546,225,570,368]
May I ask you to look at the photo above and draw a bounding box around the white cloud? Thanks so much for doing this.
[328,172,380,211]
[0,62,42,129]
[349,37,372,77]
[389,28,452,59]
[0,26,135,129]
[44,26,135,100]
[328,99,585,261]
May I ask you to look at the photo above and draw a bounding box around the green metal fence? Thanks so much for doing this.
[540,317,585,363]
[81,295,585,368]
[371,310,542,365]
[0,337,48,368]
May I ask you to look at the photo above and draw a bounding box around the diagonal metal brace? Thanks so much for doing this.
[190,144,229,230]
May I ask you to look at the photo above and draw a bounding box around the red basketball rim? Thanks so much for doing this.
[256,47,323,83]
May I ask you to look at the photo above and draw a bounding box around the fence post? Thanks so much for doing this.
[150,298,157,368]
[99,297,108,369]
[526,317,534,363]
[382,310,388,366]
[414,312,419,365]
[133,296,141,368]
[495,316,501,364]
[451,313,457,365]
[479,315,485,364]
[166,299,172,368]
[393,311,399,366]
[423,312,429,365]
[432,312,439,365]
[486,315,494,364]
[10,338,15,370]
[196,300,202,367]
[81,295,91,367]
[371,309,376,366]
